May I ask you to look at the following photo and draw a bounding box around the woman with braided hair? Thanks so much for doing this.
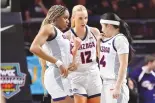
[30,5,81,103]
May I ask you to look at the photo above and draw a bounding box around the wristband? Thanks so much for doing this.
[55,60,63,68]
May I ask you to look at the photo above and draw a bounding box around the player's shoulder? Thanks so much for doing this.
[89,27,100,33]
[115,34,128,43]
[40,24,55,35]
[64,29,72,40]
[42,24,54,31]
[89,26,100,38]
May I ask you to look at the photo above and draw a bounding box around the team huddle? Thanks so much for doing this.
[30,4,133,103]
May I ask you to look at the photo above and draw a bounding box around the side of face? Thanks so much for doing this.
[148,60,155,70]
[101,23,116,37]
[101,23,110,37]
[101,23,106,33]
[73,10,88,27]
[56,10,70,30]
[151,60,155,69]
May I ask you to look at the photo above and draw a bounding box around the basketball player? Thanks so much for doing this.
[64,5,102,103]
[97,13,134,103]
[30,5,81,103]
[129,55,155,103]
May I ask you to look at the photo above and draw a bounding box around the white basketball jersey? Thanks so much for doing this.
[42,26,72,68]
[99,34,129,81]
[70,26,98,72]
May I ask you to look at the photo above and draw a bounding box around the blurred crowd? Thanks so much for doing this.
[20,0,155,21]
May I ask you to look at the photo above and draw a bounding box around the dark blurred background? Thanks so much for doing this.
[19,0,155,55]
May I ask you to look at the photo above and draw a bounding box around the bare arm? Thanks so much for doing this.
[96,37,101,59]
[30,24,57,64]
[90,27,101,59]
[65,31,81,71]
[115,53,128,89]
[65,31,81,58]
[112,36,129,98]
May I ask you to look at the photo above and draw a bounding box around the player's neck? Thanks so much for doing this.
[74,26,86,39]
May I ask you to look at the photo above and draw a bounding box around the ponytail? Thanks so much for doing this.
[119,20,132,44]
[119,20,135,63]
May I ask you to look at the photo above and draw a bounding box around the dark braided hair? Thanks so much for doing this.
[41,5,67,26]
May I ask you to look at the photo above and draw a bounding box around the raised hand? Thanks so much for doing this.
[74,37,82,49]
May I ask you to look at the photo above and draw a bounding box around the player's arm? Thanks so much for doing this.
[96,36,102,59]
[90,27,102,60]
[65,31,81,71]
[65,31,81,58]
[30,24,57,64]
[114,36,129,98]
[116,53,128,88]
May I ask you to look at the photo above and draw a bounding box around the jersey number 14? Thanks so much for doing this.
[100,55,106,67]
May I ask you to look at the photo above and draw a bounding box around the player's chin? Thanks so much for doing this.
[64,25,69,30]
[62,26,67,31]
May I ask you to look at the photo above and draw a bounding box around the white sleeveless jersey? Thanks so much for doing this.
[42,26,72,68]
[99,34,129,82]
[70,26,98,72]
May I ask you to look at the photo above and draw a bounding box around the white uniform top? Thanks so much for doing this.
[42,26,72,68]
[99,34,129,82]
[70,26,98,72]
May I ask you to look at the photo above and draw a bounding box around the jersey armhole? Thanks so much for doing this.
[47,27,57,41]
[90,30,97,41]
[112,38,117,52]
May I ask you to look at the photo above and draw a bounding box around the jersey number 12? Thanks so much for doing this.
[80,51,92,64]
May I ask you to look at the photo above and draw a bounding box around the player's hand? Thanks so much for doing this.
[68,62,78,71]
[112,87,121,99]
[74,37,82,49]
[59,65,68,78]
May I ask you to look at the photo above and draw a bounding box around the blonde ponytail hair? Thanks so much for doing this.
[71,5,87,28]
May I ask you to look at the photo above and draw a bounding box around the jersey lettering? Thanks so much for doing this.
[79,42,95,50]
[100,46,110,53]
